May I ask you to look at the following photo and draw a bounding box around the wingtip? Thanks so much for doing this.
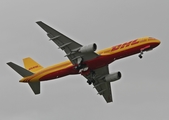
[36,21,42,24]
[6,62,12,65]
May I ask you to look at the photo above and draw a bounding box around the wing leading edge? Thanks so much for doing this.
[36,21,98,65]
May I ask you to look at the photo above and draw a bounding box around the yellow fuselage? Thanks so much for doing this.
[20,37,160,83]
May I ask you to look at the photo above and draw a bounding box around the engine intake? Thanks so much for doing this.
[105,72,122,82]
[79,43,97,53]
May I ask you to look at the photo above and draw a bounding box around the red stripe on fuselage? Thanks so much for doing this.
[84,42,159,69]
[39,66,77,81]
[38,42,159,81]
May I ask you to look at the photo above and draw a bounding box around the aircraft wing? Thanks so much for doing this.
[83,66,113,103]
[36,21,98,65]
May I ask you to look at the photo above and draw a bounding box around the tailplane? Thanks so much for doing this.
[7,62,33,77]
[7,62,40,94]
[23,57,43,73]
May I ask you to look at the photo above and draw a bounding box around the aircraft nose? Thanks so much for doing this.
[149,37,161,48]
[153,39,161,48]
[156,39,161,46]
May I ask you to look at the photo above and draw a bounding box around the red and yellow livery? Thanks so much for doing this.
[7,21,160,103]
[19,37,160,83]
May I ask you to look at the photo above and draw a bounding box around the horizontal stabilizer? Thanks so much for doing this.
[28,81,40,94]
[7,62,33,77]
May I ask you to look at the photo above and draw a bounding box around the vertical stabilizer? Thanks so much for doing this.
[23,57,43,73]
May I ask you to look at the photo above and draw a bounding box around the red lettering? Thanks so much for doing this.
[111,39,139,51]
[111,44,122,51]
[120,41,132,48]
[29,65,38,70]
[131,39,139,45]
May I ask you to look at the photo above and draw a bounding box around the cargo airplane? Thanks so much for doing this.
[7,21,160,103]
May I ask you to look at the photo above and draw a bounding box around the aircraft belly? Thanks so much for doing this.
[85,56,113,70]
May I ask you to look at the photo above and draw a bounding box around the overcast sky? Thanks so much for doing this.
[1,0,169,120]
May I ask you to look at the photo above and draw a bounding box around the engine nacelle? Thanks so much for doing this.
[105,72,122,82]
[79,43,97,53]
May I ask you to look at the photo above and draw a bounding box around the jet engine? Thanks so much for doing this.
[79,43,97,53]
[105,72,122,82]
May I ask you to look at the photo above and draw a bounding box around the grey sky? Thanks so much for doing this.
[1,0,169,119]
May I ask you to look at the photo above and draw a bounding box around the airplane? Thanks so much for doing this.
[7,21,161,103]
